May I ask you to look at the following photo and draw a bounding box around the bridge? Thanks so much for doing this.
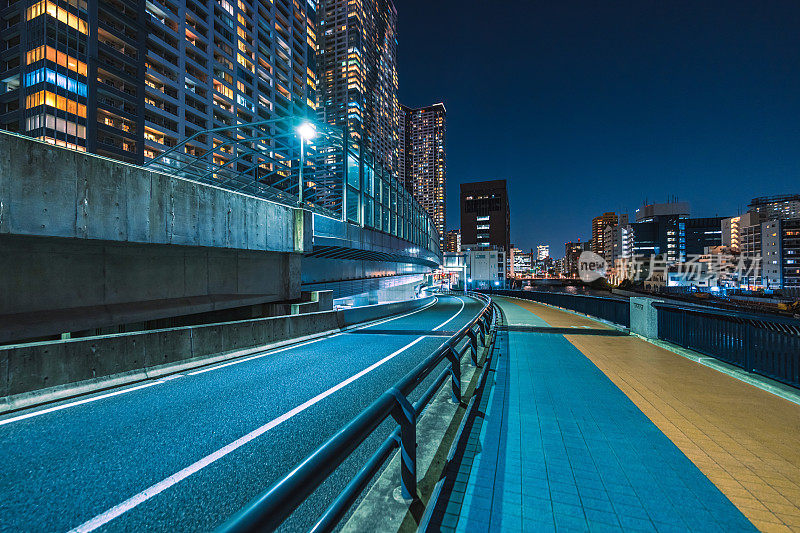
[1,134,800,533]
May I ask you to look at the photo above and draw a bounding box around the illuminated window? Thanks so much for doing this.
[26,90,86,117]
[27,1,88,34]
[214,80,233,99]
[25,68,87,96]
[38,136,86,151]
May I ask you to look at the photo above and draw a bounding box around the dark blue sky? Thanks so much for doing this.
[396,0,800,255]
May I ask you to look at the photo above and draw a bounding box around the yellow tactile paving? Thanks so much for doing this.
[501,297,800,532]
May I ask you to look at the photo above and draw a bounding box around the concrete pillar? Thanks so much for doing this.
[629,297,662,339]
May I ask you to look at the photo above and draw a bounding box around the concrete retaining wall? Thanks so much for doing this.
[0,296,435,410]
[0,132,311,342]
[0,131,308,253]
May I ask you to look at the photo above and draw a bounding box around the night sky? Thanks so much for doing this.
[395,0,800,255]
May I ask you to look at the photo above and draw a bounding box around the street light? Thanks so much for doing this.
[297,122,317,205]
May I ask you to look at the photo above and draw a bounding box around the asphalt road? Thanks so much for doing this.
[0,295,483,532]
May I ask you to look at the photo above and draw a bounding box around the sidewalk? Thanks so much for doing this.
[430,296,800,532]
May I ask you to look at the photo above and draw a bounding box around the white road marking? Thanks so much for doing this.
[0,381,163,428]
[0,298,441,425]
[67,299,465,532]
[432,296,465,331]
[189,297,439,376]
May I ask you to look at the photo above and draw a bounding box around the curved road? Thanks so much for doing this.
[0,295,482,532]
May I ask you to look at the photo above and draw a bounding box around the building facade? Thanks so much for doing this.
[748,195,800,221]
[634,201,690,223]
[444,229,461,253]
[1,0,318,165]
[317,0,399,173]
[751,218,800,289]
[460,179,510,253]
[464,246,506,289]
[722,212,764,253]
[591,212,618,258]
[509,248,532,277]
[536,244,549,260]
[399,102,446,240]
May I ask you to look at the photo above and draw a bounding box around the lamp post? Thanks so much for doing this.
[297,122,317,205]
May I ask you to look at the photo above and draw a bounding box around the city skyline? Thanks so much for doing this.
[396,0,800,252]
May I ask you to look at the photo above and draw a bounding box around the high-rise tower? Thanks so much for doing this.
[399,102,446,241]
[317,0,399,173]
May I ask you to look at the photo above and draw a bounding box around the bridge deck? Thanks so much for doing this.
[435,296,800,532]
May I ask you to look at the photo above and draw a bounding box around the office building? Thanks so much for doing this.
[591,212,618,257]
[317,0,399,173]
[629,215,723,264]
[564,241,583,277]
[1,0,319,165]
[634,201,690,222]
[460,179,510,253]
[536,245,550,260]
[399,102,446,240]
[444,229,461,253]
[510,248,532,277]
[684,217,724,256]
[748,195,800,221]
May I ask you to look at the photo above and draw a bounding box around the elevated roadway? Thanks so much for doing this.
[0,295,480,532]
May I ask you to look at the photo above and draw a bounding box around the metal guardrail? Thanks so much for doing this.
[484,289,630,327]
[653,302,800,388]
[483,289,800,389]
[218,292,497,533]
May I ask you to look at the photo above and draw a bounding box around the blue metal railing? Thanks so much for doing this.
[218,292,497,533]
[485,289,631,327]
[484,289,800,389]
[653,302,800,388]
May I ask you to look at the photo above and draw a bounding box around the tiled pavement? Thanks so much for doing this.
[437,297,760,532]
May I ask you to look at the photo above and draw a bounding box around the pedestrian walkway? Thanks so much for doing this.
[432,296,800,532]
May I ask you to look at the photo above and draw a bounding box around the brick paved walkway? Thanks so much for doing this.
[434,296,774,532]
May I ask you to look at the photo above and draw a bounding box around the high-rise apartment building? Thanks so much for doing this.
[1,0,318,165]
[722,212,764,253]
[399,103,446,240]
[564,241,583,277]
[444,229,461,253]
[317,0,399,173]
[591,212,618,258]
[460,179,510,254]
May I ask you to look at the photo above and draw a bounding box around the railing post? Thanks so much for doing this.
[389,388,417,501]
[468,327,478,365]
[445,346,462,404]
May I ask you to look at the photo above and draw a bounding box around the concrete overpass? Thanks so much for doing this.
[0,132,441,344]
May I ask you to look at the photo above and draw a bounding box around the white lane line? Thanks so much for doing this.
[432,296,465,331]
[187,332,344,376]
[0,381,163,427]
[68,300,465,533]
[0,299,441,425]
[189,297,439,376]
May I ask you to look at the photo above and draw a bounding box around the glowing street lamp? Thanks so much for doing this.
[297,122,317,205]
